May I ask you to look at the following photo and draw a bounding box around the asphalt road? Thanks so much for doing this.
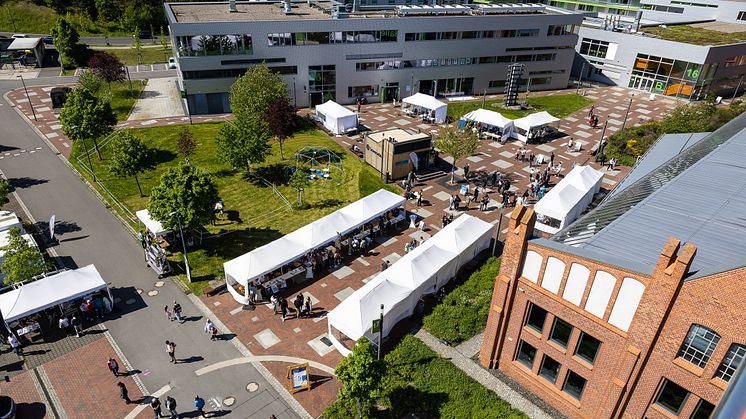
[0,80,303,418]
[0,32,162,46]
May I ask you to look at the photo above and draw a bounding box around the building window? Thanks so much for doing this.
[547,24,573,36]
[516,340,537,369]
[562,370,587,400]
[715,343,745,382]
[575,332,601,364]
[348,85,379,98]
[539,355,561,383]
[579,38,610,59]
[488,80,505,88]
[739,11,746,21]
[678,324,721,368]
[655,379,689,415]
[525,303,548,333]
[549,318,573,348]
[690,399,715,419]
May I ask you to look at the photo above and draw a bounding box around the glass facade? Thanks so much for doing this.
[176,35,253,57]
[628,53,716,99]
[268,30,398,46]
[309,65,336,106]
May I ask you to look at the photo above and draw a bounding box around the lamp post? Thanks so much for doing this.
[18,75,36,121]
[576,62,587,95]
[482,88,487,108]
[170,211,192,282]
[596,119,608,162]
[621,94,634,131]
[378,304,384,361]
[72,125,97,182]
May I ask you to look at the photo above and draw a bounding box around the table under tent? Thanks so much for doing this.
[512,111,560,143]
[460,109,514,142]
[315,100,359,135]
[401,93,448,124]
[533,165,604,234]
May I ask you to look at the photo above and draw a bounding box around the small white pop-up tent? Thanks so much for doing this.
[136,209,169,237]
[315,100,358,135]
[461,109,513,132]
[402,93,448,123]
[0,264,112,324]
[512,111,560,143]
[534,165,604,234]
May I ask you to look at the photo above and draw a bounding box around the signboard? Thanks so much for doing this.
[49,214,56,240]
[371,318,381,333]
[287,363,311,394]
[459,184,469,196]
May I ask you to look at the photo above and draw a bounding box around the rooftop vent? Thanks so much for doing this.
[283,0,292,14]
[229,0,237,12]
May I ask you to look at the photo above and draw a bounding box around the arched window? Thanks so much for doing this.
[678,324,721,368]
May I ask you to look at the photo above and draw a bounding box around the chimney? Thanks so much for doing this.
[228,0,237,12]
[283,0,292,14]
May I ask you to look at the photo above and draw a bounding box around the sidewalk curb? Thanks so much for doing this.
[33,366,68,419]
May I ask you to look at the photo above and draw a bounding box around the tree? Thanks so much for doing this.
[334,337,385,418]
[88,51,125,89]
[147,161,220,231]
[215,118,272,174]
[229,65,288,123]
[177,126,197,158]
[59,87,117,160]
[160,26,169,62]
[133,27,143,65]
[51,14,80,68]
[77,69,104,94]
[435,122,480,184]
[264,97,299,158]
[108,130,151,197]
[95,0,121,22]
[0,178,9,207]
[289,166,308,206]
[0,228,47,285]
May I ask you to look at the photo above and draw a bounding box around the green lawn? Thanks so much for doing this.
[641,25,746,46]
[447,94,594,121]
[107,80,146,121]
[0,1,131,35]
[92,46,172,66]
[70,123,395,295]
[325,335,526,418]
[423,257,501,345]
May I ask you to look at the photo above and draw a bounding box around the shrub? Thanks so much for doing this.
[423,257,501,344]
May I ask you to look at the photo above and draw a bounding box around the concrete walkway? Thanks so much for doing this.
[414,329,554,419]
[127,77,185,121]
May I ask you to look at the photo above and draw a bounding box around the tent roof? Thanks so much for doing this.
[534,166,603,221]
[315,100,356,118]
[8,37,41,50]
[136,209,169,237]
[431,214,494,254]
[462,108,512,128]
[0,230,36,257]
[513,111,560,131]
[564,165,604,191]
[338,189,407,225]
[0,211,23,234]
[0,265,108,323]
[402,93,447,111]
[387,243,456,289]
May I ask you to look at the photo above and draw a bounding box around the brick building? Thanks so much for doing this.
[480,115,746,418]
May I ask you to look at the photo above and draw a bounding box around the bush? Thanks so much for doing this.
[423,257,501,345]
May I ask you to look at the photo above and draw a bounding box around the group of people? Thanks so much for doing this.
[270,293,313,322]
[588,105,601,128]
[117,379,210,419]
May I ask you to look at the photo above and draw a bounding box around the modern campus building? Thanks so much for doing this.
[164,1,583,114]
[479,112,746,418]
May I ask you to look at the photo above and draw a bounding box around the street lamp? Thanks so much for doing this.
[576,62,587,95]
[621,94,634,131]
[170,211,192,282]
[71,125,97,182]
[378,304,384,361]
[18,75,36,121]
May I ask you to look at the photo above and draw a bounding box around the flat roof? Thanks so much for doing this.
[366,128,430,144]
[170,2,331,23]
[640,23,746,46]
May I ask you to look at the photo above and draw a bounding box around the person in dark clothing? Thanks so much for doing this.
[280,297,288,322]
[194,396,206,417]
[118,382,131,404]
[463,164,470,180]
[550,152,555,167]
[165,396,178,418]
[108,357,120,377]
[151,397,162,418]
[473,188,479,203]
[172,301,183,323]
[293,294,304,319]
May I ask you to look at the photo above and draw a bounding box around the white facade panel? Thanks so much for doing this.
[608,277,645,332]
[540,257,565,294]
[522,250,543,283]
[562,262,590,306]
[584,270,617,318]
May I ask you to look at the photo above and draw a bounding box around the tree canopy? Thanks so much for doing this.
[108,130,151,197]
[0,178,9,207]
[0,228,47,285]
[264,97,300,158]
[59,87,117,158]
[289,166,308,206]
[229,65,288,123]
[88,52,126,87]
[215,118,272,173]
[177,126,197,159]
[435,123,480,183]
[147,161,220,231]
[51,14,81,68]
[334,337,385,418]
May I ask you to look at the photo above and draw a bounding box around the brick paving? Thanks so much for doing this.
[0,370,47,418]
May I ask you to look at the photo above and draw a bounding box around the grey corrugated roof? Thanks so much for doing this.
[576,125,746,276]
[607,132,710,200]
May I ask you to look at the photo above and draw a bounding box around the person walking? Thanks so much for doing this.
[59,315,71,336]
[165,396,178,419]
[118,382,131,404]
[8,335,20,356]
[550,152,555,167]
[173,301,183,323]
[204,318,215,337]
[194,395,206,417]
[151,397,163,418]
[209,323,218,341]
[107,357,120,377]
[280,297,288,322]
[463,164,470,180]
[72,315,83,337]
[165,340,177,363]
[416,191,423,207]
[164,305,173,322]
[293,294,304,319]
[138,230,146,249]
[304,296,313,317]
[588,105,594,117]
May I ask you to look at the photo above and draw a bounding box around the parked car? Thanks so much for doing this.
[137,30,152,39]
[11,34,28,39]
[0,396,16,419]
[41,35,54,45]
[168,57,176,69]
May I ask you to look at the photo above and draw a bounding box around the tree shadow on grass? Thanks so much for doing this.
[212,168,239,179]
[148,148,177,167]
[312,198,343,209]
[384,386,449,419]
[249,163,288,186]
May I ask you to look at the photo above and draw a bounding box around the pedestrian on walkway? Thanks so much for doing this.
[204,319,215,336]
[165,340,177,363]
[416,190,423,206]
[463,164,470,180]
[194,395,206,417]
[588,105,594,117]
[118,382,131,404]
[107,357,120,377]
[166,396,178,418]
[138,230,146,249]
[8,335,20,356]
[72,315,83,337]
[164,305,173,322]
[173,301,183,323]
[151,397,163,418]
[59,315,71,336]
[550,152,555,167]
[304,296,313,317]
[293,294,304,319]
[280,297,288,322]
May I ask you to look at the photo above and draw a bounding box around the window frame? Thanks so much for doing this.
[677,324,721,369]
[525,303,548,333]
[538,355,561,384]
[714,343,745,382]
[562,370,587,400]
[574,332,601,365]
[549,317,573,349]
[516,340,537,369]
[655,379,689,416]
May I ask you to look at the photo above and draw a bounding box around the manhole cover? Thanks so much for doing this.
[136,289,143,294]
[223,396,236,406]
[155,281,165,287]
[147,290,158,297]
[246,382,259,392]
[320,336,333,347]
[125,298,136,305]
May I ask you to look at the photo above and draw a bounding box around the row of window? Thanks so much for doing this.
[670,0,717,7]
[677,324,745,383]
[354,53,557,71]
[181,65,298,80]
[517,340,588,400]
[404,29,540,41]
[579,38,611,59]
[738,11,746,21]
[725,55,746,67]
[487,77,553,89]
[268,30,398,46]
[655,379,715,418]
[525,303,602,364]
[641,4,685,13]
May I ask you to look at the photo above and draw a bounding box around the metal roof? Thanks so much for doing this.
[553,112,746,277]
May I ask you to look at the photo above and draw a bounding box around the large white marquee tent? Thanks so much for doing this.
[534,165,604,234]
[402,93,448,123]
[224,189,406,305]
[512,111,560,143]
[327,214,493,356]
[315,100,359,135]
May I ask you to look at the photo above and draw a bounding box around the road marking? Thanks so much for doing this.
[123,384,171,419]
[194,355,336,376]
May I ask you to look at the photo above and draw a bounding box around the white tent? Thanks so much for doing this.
[315,100,358,135]
[0,265,111,323]
[0,211,23,233]
[461,109,512,131]
[136,209,169,237]
[224,189,405,304]
[402,93,448,123]
[327,214,493,355]
[512,111,560,143]
[534,165,604,234]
